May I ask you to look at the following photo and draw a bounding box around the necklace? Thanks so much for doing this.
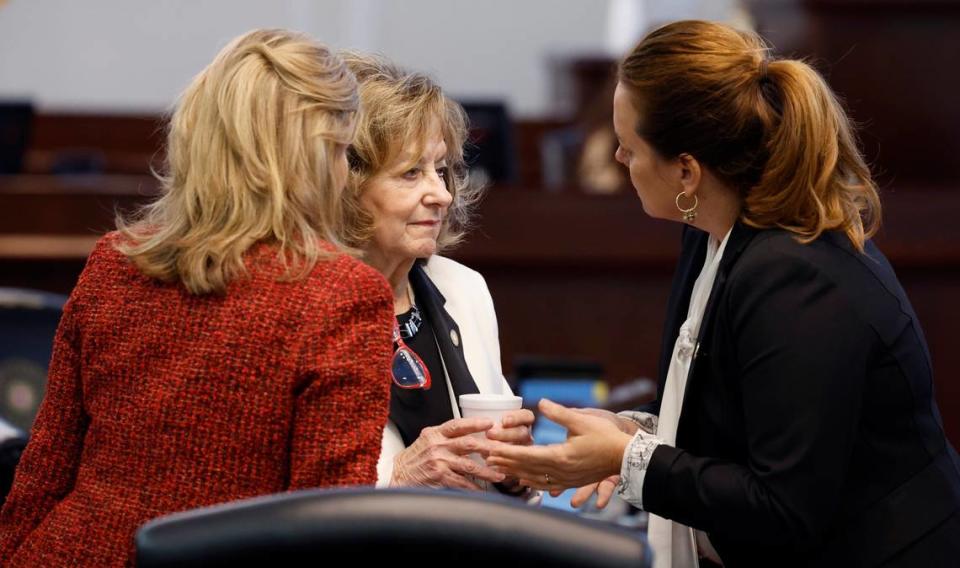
[397,285,422,339]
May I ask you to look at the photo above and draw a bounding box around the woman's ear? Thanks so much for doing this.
[677,153,702,196]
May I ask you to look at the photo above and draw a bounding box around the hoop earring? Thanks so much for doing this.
[676,191,698,222]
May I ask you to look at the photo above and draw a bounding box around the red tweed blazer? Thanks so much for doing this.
[0,233,394,567]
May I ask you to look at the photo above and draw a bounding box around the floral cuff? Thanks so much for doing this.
[617,410,658,435]
[614,429,662,510]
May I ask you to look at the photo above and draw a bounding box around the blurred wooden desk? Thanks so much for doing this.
[0,234,100,259]
[2,175,959,443]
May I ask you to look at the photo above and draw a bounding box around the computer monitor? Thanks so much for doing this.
[514,357,606,512]
[0,102,34,174]
[459,101,517,185]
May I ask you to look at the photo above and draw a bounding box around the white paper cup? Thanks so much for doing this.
[459,393,523,422]
[459,394,523,490]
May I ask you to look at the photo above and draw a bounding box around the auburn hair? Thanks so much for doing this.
[619,20,880,250]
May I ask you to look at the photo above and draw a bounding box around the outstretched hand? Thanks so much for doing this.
[486,399,632,492]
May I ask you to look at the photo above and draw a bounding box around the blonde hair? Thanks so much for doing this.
[619,20,881,251]
[340,51,481,252]
[117,29,359,295]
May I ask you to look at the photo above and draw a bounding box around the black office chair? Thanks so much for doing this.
[137,488,651,567]
[0,419,27,507]
[0,288,65,431]
[0,287,65,506]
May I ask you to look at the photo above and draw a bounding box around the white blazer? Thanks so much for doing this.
[376,255,513,486]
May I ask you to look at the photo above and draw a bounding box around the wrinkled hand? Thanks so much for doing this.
[486,399,632,492]
[390,417,506,491]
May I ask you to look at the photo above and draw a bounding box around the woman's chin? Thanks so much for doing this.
[636,197,657,219]
[410,241,438,260]
[417,247,438,259]
[637,200,675,223]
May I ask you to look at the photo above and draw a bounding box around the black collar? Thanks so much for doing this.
[408,261,480,399]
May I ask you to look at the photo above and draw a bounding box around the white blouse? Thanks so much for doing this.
[616,227,732,568]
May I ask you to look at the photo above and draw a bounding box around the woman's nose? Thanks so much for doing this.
[425,173,453,207]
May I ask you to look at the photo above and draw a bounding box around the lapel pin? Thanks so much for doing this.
[450,329,460,347]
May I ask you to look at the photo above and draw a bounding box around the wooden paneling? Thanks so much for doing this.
[0,175,160,235]
[513,119,571,187]
[448,186,960,445]
[751,0,960,186]
[2,176,958,443]
[25,114,164,175]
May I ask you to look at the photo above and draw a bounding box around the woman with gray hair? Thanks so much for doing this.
[342,52,535,497]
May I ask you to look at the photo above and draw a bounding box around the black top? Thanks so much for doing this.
[641,223,960,568]
[397,264,524,498]
[389,307,454,447]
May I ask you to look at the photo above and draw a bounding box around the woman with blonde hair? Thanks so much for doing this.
[340,52,535,496]
[489,20,960,567]
[0,29,394,567]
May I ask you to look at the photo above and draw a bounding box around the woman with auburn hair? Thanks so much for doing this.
[489,20,960,567]
[0,29,394,567]
[340,52,535,497]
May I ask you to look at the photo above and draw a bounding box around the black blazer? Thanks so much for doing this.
[641,223,960,567]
